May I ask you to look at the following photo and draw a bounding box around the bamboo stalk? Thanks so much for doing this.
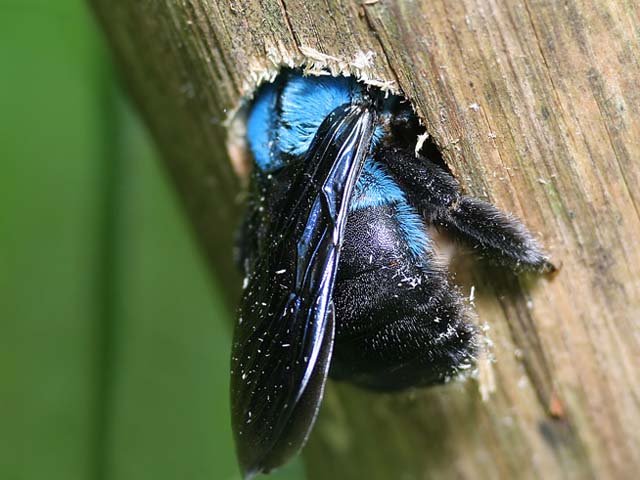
[90,1,640,477]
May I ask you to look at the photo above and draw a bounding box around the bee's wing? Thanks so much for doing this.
[232,104,375,477]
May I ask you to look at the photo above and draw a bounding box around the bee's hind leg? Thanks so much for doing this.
[379,146,554,272]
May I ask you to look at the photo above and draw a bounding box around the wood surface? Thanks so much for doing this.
[90,0,640,478]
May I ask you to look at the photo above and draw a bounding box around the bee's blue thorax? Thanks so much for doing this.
[278,75,359,157]
[246,81,280,171]
[247,74,384,172]
[246,72,429,259]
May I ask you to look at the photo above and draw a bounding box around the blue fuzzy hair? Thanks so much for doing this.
[246,81,280,171]
[277,75,361,157]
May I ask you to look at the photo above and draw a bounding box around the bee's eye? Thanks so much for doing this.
[391,108,419,132]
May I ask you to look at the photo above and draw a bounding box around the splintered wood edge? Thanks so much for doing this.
[225,48,399,182]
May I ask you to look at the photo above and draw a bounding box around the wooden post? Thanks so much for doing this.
[90,1,640,478]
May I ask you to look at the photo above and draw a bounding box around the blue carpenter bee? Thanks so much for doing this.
[232,71,552,477]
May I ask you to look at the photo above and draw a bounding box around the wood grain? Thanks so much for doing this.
[90,0,640,478]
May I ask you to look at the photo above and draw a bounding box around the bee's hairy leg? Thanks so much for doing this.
[379,145,554,272]
[439,196,554,272]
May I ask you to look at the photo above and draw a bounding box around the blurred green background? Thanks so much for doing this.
[0,1,303,479]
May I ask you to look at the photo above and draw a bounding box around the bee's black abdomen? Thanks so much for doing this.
[330,205,477,390]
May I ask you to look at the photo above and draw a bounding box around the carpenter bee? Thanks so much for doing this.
[232,71,552,477]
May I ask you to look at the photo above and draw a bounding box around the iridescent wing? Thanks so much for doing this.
[232,104,375,477]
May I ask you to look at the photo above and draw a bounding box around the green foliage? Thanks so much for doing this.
[0,1,303,479]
